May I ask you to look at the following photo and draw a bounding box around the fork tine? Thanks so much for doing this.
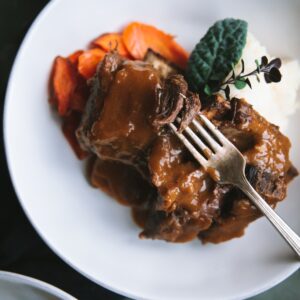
[184,127,213,158]
[198,115,227,145]
[169,123,207,167]
[192,118,221,152]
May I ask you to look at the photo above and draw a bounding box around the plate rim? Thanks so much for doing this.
[0,271,76,300]
[3,0,300,299]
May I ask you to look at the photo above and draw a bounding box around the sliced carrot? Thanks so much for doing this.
[78,48,106,79]
[49,56,77,116]
[68,50,84,66]
[92,33,131,58]
[122,22,189,69]
[70,79,89,113]
[67,50,89,112]
[62,111,88,160]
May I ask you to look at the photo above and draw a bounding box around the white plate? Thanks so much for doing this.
[0,271,75,300]
[4,0,300,299]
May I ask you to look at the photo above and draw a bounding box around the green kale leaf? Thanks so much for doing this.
[186,18,248,92]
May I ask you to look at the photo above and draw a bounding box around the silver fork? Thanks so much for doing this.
[169,115,300,258]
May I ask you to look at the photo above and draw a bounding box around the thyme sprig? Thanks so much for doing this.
[204,56,282,100]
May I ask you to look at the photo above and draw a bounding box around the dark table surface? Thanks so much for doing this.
[0,1,298,299]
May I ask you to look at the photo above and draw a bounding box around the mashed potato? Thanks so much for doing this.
[223,32,300,131]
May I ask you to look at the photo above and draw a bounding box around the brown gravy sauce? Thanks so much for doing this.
[84,59,297,244]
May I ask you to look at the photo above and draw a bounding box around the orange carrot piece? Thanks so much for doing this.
[68,50,84,66]
[49,56,77,116]
[122,22,189,69]
[68,50,89,112]
[92,33,131,58]
[70,79,89,113]
[78,48,106,79]
[62,112,88,160]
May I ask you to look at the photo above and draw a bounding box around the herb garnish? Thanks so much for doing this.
[186,18,248,93]
[205,56,282,99]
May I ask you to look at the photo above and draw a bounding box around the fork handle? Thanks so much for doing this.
[237,176,300,258]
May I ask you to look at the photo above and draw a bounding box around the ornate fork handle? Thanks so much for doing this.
[237,175,300,258]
